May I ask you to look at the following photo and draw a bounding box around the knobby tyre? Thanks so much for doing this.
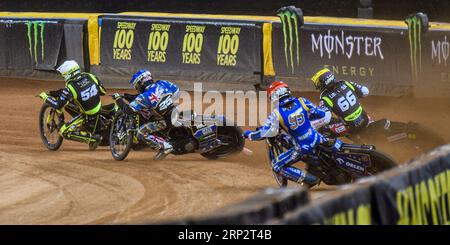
[266,138,288,187]
[109,112,134,161]
[200,123,245,160]
[39,103,64,150]
[366,149,397,175]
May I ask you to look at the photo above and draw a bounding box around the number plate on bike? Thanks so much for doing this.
[194,125,217,140]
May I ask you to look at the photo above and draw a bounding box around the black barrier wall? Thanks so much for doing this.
[97,15,262,85]
[272,23,413,95]
[276,183,375,225]
[271,11,450,97]
[161,187,310,225]
[0,19,63,70]
[284,145,450,224]
[373,148,450,225]
[411,30,450,96]
[0,12,449,97]
[0,18,87,80]
[178,145,450,225]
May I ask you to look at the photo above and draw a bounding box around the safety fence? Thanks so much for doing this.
[0,8,449,97]
[164,144,450,225]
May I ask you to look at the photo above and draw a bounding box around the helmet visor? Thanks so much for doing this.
[270,87,289,101]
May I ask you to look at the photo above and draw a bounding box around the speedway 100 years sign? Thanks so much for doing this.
[99,16,262,82]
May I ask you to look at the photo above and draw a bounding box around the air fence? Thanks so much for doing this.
[166,144,450,225]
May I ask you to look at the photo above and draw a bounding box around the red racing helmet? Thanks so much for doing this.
[267,81,291,102]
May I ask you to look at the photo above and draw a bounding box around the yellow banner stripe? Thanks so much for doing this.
[262,23,275,76]
[119,12,279,22]
[1,12,449,30]
[88,15,100,65]
[0,12,101,19]
[119,12,450,30]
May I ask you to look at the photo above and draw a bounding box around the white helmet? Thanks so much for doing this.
[57,60,81,81]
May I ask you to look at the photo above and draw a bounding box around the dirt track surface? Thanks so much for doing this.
[0,78,449,224]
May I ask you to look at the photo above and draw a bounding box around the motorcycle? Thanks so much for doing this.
[266,132,397,187]
[38,89,117,150]
[319,117,446,154]
[109,93,245,161]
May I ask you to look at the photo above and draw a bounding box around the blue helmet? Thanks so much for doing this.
[130,69,154,93]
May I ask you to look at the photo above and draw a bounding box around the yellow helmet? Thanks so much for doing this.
[311,68,336,91]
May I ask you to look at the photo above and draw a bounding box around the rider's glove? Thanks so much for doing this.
[112,93,121,100]
[39,92,49,101]
[243,130,254,139]
[273,161,286,173]
[325,138,343,153]
[332,138,343,152]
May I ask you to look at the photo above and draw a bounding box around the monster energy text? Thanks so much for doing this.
[25,21,45,64]
[405,15,424,81]
[431,36,449,66]
[277,8,302,74]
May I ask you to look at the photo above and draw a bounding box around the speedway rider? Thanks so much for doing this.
[311,68,370,136]
[39,60,107,150]
[244,81,341,187]
[116,69,179,160]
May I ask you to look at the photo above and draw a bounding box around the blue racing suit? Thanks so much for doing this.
[246,96,339,185]
[127,80,180,150]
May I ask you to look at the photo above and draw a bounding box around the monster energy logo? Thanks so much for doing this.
[277,7,303,74]
[405,14,427,81]
[25,21,45,64]
[431,36,449,66]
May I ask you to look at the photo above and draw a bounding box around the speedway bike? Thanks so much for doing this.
[38,89,117,150]
[109,93,245,160]
[266,131,397,187]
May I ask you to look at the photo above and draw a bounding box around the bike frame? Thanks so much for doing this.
[268,135,374,182]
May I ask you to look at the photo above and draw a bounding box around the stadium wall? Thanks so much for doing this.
[0,11,449,97]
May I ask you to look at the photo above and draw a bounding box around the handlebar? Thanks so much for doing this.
[111,93,138,101]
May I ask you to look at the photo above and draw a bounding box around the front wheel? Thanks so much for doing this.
[39,103,64,150]
[109,112,134,161]
[266,137,288,187]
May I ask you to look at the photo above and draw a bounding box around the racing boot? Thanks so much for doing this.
[142,134,173,160]
[154,141,173,160]
[280,166,320,188]
[87,134,103,151]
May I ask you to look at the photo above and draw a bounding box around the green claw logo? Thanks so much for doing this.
[405,14,428,81]
[25,21,45,64]
[277,6,303,74]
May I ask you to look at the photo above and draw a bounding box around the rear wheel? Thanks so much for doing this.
[366,150,397,175]
[404,122,446,152]
[109,112,134,161]
[39,103,64,151]
[200,125,245,160]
